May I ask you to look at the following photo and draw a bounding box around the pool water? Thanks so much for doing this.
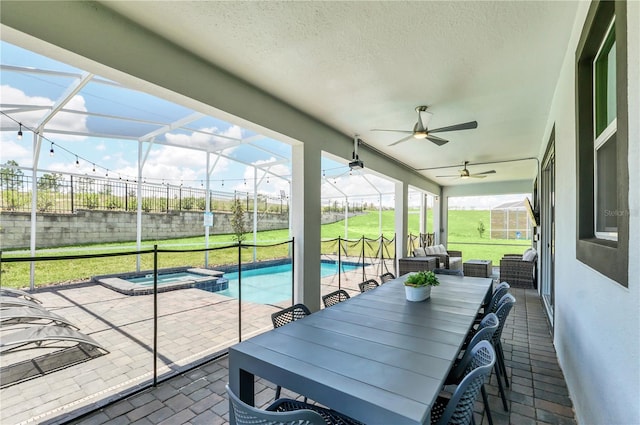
[216,261,361,304]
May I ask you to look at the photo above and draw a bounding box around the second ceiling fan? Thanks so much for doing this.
[437,161,496,179]
[372,105,478,146]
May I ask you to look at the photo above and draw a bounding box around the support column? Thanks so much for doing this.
[394,181,408,261]
[291,143,321,311]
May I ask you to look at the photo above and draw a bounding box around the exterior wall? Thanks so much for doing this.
[544,2,640,423]
[0,210,357,249]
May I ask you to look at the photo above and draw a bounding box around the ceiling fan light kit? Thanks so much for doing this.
[372,105,478,147]
[436,161,496,179]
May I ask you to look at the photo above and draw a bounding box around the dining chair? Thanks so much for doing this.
[474,281,510,324]
[491,293,516,411]
[358,279,379,293]
[322,289,350,308]
[226,384,324,425]
[446,313,499,425]
[270,303,312,399]
[431,341,496,425]
[379,272,395,283]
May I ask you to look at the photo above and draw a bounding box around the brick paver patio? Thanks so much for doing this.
[59,287,576,425]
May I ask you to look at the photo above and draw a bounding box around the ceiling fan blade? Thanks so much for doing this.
[468,175,487,178]
[388,135,415,146]
[426,135,449,146]
[428,120,478,134]
[371,129,413,134]
[472,170,496,175]
[435,174,460,178]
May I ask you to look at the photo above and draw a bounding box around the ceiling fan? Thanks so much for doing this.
[436,161,496,179]
[371,105,478,146]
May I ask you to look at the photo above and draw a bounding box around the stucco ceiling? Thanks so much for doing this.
[99,1,578,186]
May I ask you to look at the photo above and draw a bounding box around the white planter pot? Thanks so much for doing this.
[404,285,432,302]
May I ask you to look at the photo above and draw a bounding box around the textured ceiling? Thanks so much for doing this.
[101,1,579,186]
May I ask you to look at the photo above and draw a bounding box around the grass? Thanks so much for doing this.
[0,209,531,288]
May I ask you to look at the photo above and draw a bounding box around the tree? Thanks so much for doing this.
[477,221,486,238]
[230,198,247,242]
[0,160,24,190]
[38,173,63,191]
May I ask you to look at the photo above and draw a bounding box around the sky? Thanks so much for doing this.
[1,41,527,210]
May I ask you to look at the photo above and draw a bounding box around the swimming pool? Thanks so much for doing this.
[215,261,362,304]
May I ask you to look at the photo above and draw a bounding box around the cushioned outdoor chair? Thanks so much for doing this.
[431,341,496,425]
[358,279,379,293]
[270,304,312,400]
[322,290,350,308]
[499,249,537,288]
[379,272,395,283]
[415,245,463,271]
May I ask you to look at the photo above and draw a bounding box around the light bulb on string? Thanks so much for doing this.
[105,170,109,177]
[49,143,55,156]
[221,180,224,187]
[17,123,23,141]
[92,163,96,173]
[75,156,80,168]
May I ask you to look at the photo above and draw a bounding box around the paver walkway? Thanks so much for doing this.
[66,287,576,425]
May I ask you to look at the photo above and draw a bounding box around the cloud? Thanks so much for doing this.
[0,139,32,167]
[1,85,89,140]
[164,125,243,151]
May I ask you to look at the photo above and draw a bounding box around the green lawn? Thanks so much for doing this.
[0,209,531,288]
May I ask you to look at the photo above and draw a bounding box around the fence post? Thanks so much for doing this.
[166,185,169,213]
[338,236,341,291]
[179,186,182,211]
[238,240,242,342]
[70,175,75,213]
[362,235,366,281]
[153,244,158,386]
[125,182,128,211]
[291,237,295,306]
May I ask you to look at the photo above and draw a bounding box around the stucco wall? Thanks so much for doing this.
[544,2,640,423]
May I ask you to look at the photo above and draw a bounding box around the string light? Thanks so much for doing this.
[49,143,55,156]
[92,163,96,173]
[75,155,80,168]
[17,123,23,140]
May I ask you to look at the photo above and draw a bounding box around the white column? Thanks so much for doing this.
[291,143,321,311]
[253,166,258,262]
[205,153,211,267]
[29,133,42,290]
[394,181,408,260]
[136,141,143,271]
[419,193,427,238]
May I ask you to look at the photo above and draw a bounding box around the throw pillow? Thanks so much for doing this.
[522,248,537,262]
[425,246,436,255]
[414,248,427,257]
[437,244,448,254]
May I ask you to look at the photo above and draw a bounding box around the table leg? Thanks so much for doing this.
[229,352,255,405]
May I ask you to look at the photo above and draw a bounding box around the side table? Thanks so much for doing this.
[463,259,493,278]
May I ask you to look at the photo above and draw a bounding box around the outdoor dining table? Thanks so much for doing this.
[228,273,493,425]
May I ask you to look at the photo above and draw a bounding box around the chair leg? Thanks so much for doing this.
[494,362,509,412]
[481,384,494,425]
[497,341,509,387]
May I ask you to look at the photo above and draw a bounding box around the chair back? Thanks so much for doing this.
[448,313,499,384]
[322,290,351,308]
[485,282,510,313]
[434,268,464,276]
[492,294,516,345]
[271,304,311,329]
[434,341,496,425]
[379,272,395,283]
[358,279,379,293]
[226,384,325,425]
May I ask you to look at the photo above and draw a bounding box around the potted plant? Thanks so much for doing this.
[404,270,440,302]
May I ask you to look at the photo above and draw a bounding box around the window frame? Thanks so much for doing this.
[575,0,628,287]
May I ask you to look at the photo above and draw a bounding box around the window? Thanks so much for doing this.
[576,0,628,286]
[593,19,617,240]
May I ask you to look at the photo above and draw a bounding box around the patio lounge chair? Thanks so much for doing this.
[0,307,78,329]
[0,325,105,354]
[0,287,42,304]
[0,296,45,309]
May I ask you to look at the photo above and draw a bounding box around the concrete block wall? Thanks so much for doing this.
[0,210,357,249]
